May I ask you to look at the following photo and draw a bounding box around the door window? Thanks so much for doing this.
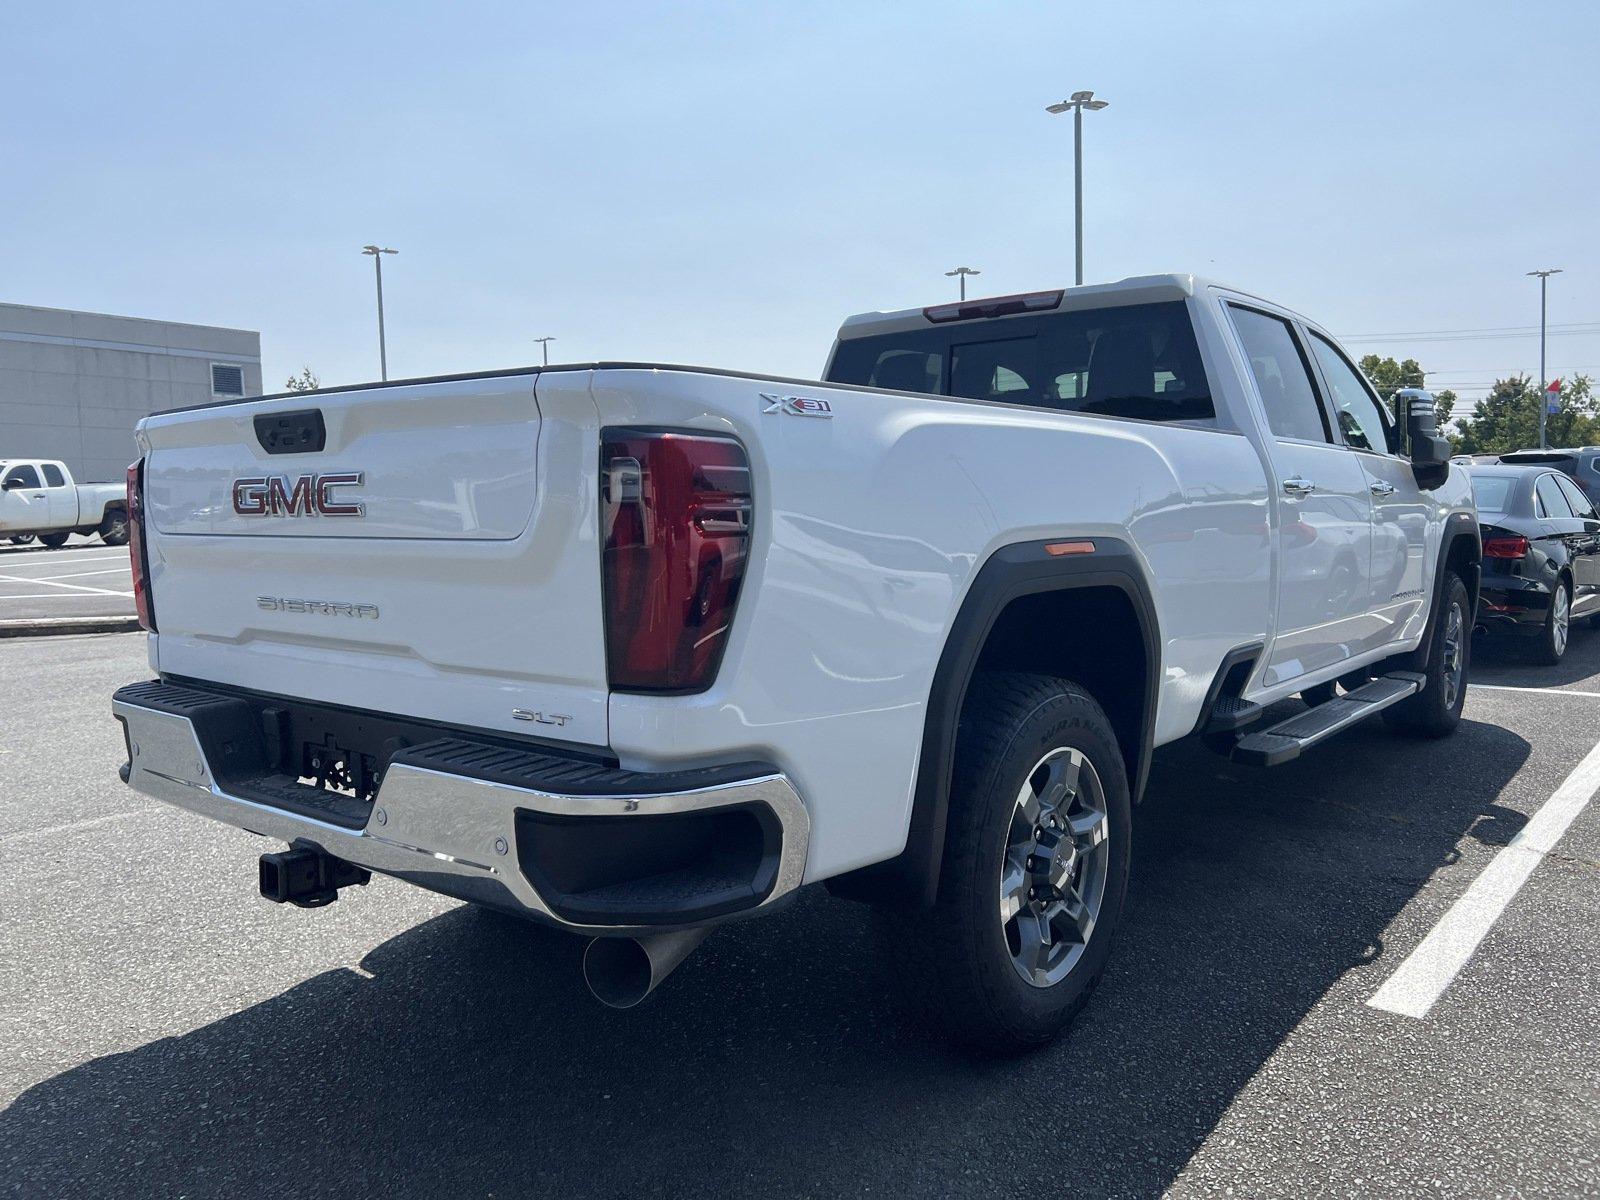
[1536,474,1574,519]
[1227,306,1329,443]
[3,464,41,490]
[1308,334,1398,454]
[41,463,65,487]
[1555,474,1596,519]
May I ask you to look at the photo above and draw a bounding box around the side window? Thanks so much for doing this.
[41,463,65,488]
[1308,334,1398,454]
[1227,306,1330,443]
[3,464,42,490]
[1555,474,1596,519]
[1536,474,1574,520]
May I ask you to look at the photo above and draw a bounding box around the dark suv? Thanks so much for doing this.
[1498,448,1600,505]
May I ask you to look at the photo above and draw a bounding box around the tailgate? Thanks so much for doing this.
[139,372,610,746]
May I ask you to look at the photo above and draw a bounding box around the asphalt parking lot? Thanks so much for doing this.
[2,632,1598,1198]
[0,537,133,623]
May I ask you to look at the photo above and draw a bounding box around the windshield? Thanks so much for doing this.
[826,301,1214,423]
[1470,475,1516,515]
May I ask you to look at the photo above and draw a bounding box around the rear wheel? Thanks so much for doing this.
[8,535,35,546]
[1384,571,1470,737]
[883,672,1131,1052]
[38,532,69,549]
[99,508,129,546]
[1531,579,1571,665]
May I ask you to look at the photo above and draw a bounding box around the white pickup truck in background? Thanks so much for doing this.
[110,274,1480,1050]
[1,459,129,547]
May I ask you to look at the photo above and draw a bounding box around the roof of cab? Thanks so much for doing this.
[833,273,1240,341]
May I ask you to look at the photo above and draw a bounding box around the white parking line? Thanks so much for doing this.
[20,567,131,581]
[0,593,134,601]
[1368,736,1600,1019]
[0,572,131,597]
[1472,683,1600,699]
[0,554,128,571]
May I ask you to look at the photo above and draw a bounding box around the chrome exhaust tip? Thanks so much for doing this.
[582,928,711,1009]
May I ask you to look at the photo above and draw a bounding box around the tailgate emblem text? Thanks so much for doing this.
[760,393,833,419]
[233,472,365,517]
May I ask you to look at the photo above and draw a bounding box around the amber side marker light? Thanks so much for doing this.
[1044,540,1097,556]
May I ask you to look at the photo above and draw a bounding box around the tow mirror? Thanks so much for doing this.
[1397,388,1451,489]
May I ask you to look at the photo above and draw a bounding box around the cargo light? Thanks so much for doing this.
[126,459,156,631]
[600,431,752,692]
[1482,536,1529,559]
[923,290,1065,324]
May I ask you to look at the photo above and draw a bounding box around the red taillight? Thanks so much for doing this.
[600,431,751,692]
[1483,535,1529,559]
[126,459,155,631]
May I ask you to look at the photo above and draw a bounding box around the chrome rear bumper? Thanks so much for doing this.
[112,683,808,935]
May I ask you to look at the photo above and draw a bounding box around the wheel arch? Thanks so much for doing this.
[826,536,1159,908]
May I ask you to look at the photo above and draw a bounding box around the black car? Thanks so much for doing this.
[1467,464,1600,663]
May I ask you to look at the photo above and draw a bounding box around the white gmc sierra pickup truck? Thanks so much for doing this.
[111,275,1479,1049]
[1,459,129,547]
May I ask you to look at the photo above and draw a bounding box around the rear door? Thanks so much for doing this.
[139,372,611,747]
[40,462,77,528]
[1303,331,1431,646]
[1224,304,1375,686]
[1553,473,1600,614]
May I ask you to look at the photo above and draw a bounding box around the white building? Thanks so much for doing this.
[0,302,262,483]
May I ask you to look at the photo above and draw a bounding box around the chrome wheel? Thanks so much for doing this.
[1552,585,1570,657]
[1000,747,1110,988]
[1441,600,1466,709]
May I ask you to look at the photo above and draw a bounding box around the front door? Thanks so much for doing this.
[1225,304,1375,687]
[0,462,49,533]
[1304,331,1431,647]
[1549,473,1600,617]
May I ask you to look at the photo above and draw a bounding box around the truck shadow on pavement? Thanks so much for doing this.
[1,714,1531,1199]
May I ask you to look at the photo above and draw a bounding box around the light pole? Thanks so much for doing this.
[533,336,556,367]
[944,267,981,300]
[361,245,398,380]
[1528,269,1563,448]
[1046,90,1109,286]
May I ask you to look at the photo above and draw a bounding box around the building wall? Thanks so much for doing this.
[0,303,262,483]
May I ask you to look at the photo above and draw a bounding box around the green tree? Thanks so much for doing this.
[1358,354,1456,429]
[1454,374,1598,455]
[284,366,320,392]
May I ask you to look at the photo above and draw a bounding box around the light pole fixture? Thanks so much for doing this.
[533,336,556,367]
[1046,90,1109,287]
[361,245,398,380]
[944,267,981,301]
[1528,268,1563,448]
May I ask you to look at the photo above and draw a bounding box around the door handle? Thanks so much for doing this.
[1369,480,1397,497]
[1281,477,1316,497]
[29,493,47,500]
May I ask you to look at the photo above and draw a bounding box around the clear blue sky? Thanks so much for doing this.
[3,0,1595,405]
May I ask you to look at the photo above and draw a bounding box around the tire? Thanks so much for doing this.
[1530,578,1571,666]
[1383,571,1471,737]
[38,532,70,549]
[8,535,35,546]
[99,508,129,547]
[883,672,1132,1052]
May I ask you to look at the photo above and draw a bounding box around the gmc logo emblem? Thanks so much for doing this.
[232,472,365,517]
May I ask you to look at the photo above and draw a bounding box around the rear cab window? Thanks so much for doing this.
[825,300,1215,425]
[41,463,65,487]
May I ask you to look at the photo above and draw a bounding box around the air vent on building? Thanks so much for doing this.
[211,363,245,397]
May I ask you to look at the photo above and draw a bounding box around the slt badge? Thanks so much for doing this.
[760,393,833,419]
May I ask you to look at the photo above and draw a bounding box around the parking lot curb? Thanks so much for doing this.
[0,616,141,639]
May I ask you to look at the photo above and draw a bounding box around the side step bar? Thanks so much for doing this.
[1231,671,1427,767]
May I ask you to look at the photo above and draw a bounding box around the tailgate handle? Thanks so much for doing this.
[254,409,327,455]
